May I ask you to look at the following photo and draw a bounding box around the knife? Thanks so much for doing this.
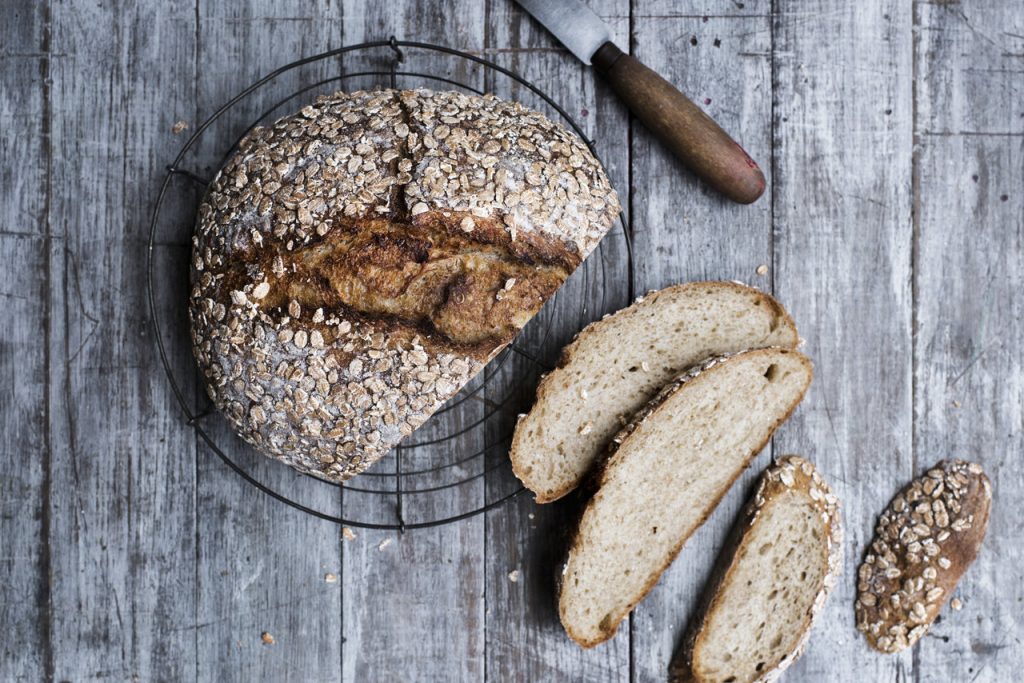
[514,0,765,204]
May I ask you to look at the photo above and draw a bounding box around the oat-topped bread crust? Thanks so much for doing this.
[511,281,798,503]
[671,456,843,683]
[189,88,619,480]
[855,459,991,654]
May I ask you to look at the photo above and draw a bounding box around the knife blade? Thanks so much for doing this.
[512,0,766,204]
[513,0,616,65]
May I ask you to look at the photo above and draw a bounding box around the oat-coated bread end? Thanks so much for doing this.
[855,459,991,654]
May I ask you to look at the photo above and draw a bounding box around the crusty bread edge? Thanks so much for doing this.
[669,455,843,683]
[511,281,800,503]
[557,348,815,648]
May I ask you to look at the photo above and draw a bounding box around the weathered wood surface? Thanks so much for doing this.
[771,1,915,680]
[1,1,1021,682]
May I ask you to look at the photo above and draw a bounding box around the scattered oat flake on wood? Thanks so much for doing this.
[325,573,338,583]
[378,537,393,551]
[508,569,520,583]
[261,632,275,645]
[172,120,189,134]
[756,264,769,276]
[951,597,963,610]
[342,527,356,541]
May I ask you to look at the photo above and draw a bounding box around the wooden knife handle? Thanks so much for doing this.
[592,42,765,205]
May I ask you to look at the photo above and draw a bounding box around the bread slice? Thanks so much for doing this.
[558,348,813,648]
[511,281,799,503]
[855,459,991,654]
[669,456,842,683]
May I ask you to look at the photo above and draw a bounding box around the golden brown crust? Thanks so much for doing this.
[511,281,800,503]
[558,349,814,648]
[855,459,992,654]
[189,88,619,481]
[670,456,843,683]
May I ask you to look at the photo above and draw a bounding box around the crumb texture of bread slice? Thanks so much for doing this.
[855,459,991,654]
[558,348,813,648]
[673,456,842,683]
[511,281,798,503]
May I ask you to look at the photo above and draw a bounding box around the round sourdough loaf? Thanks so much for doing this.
[189,88,619,481]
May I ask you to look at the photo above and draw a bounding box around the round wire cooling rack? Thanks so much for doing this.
[146,38,634,531]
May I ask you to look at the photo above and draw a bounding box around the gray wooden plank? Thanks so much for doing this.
[336,5,488,681]
[914,2,1024,680]
[481,1,633,680]
[0,5,51,680]
[772,1,914,681]
[191,3,346,682]
[0,237,49,683]
[44,0,200,681]
[628,7,776,681]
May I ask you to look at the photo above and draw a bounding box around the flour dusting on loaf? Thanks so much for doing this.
[189,88,619,480]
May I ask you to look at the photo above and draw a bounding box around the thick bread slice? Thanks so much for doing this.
[670,456,842,683]
[855,459,991,654]
[511,282,798,503]
[558,348,813,648]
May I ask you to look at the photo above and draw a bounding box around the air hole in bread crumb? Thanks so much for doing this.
[764,364,779,382]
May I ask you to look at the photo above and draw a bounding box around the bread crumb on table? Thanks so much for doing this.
[342,527,356,541]
[172,120,189,134]
[951,597,963,610]
[508,570,520,583]
[261,632,275,645]
[378,538,393,551]
[325,573,338,583]
[756,264,769,276]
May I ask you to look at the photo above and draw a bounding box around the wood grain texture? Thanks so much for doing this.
[628,8,776,680]
[914,2,1023,680]
[2,1,1023,681]
[0,7,51,682]
[191,3,345,681]
[44,1,200,681]
[771,1,914,681]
